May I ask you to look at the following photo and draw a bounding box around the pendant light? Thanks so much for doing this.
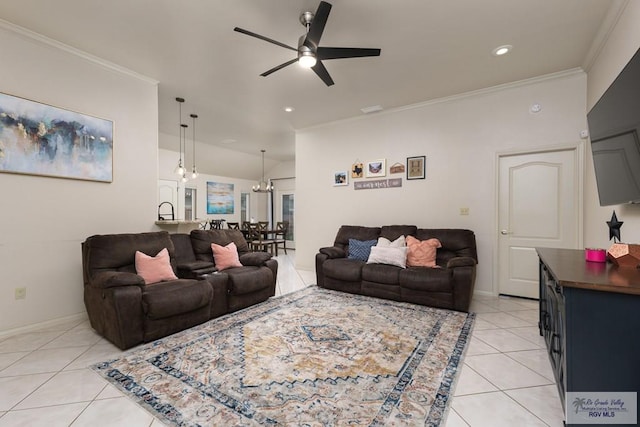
[180,123,189,182]
[190,113,199,179]
[174,97,185,176]
[252,149,274,193]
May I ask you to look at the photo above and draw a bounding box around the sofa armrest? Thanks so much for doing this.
[90,271,144,288]
[446,256,476,269]
[319,246,346,259]
[176,261,217,279]
[240,251,272,266]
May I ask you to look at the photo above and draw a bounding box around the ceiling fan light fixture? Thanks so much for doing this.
[298,52,317,68]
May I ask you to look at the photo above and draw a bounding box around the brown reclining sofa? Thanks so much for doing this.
[82,229,277,349]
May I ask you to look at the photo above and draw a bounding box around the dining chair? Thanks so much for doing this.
[210,219,225,230]
[227,222,240,230]
[274,221,289,255]
[248,222,275,254]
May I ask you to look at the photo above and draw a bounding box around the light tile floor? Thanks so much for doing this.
[0,253,564,426]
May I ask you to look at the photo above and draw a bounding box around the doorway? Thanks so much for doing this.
[497,145,582,298]
[275,190,295,249]
[185,187,197,220]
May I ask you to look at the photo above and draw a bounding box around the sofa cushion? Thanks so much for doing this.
[334,226,381,252]
[348,239,377,261]
[380,225,417,241]
[190,229,251,262]
[367,246,407,268]
[323,258,365,282]
[415,229,478,265]
[377,235,406,247]
[225,267,273,295]
[362,263,402,285]
[141,279,211,319]
[406,236,441,268]
[211,242,243,270]
[85,231,176,276]
[135,248,178,284]
[399,267,452,293]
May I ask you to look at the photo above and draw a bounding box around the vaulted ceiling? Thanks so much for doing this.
[0,0,618,168]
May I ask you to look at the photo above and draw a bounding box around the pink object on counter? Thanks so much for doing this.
[585,248,607,263]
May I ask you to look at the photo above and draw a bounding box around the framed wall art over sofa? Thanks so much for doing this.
[0,91,113,182]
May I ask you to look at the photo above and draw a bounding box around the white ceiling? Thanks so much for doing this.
[0,0,619,167]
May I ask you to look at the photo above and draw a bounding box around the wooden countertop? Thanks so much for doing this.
[536,247,640,296]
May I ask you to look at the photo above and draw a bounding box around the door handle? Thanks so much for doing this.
[501,230,511,235]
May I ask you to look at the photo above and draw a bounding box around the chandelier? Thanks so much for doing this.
[252,149,274,193]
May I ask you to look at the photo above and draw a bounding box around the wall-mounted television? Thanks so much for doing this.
[587,47,640,206]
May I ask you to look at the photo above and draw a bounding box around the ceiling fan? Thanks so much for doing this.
[234,1,381,86]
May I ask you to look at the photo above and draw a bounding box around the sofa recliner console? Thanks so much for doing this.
[82,229,277,349]
[316,225,477,312]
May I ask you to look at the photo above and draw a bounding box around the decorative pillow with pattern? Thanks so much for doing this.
[406,236,442,267]
[135,248,178,284]
[348,239,378,261]
[367,246,408,268]
[211,242,243,270]
[377,235,406,247]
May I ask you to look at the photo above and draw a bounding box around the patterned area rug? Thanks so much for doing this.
[93,286,474,426]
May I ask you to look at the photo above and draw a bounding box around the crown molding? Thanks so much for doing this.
[0,18,158,85]
[299,68,585,132]
[582,0,630,73]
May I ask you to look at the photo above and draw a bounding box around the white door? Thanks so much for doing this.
[498,147,581,298]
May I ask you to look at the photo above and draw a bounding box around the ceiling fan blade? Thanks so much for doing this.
[304,1,332,49]
[312,61,334,86]
[260,58,299,77]
[234,27,297,52]
[317,47,381,60]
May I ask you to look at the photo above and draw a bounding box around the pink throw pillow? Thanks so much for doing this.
[406,236,442,267]
[211,242,242,270]
[135,248,178,284]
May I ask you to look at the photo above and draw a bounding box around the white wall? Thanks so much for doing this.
[296,72,588,295]
[0,23,159,333]
[584,1,640,250]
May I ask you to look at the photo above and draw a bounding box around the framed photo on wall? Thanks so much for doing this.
[351,162,363,178]
[407,156,426,180]
[365,159,386,178]
[333,171,348,186]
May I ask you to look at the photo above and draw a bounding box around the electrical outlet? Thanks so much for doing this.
[460,207,470,216]
[15,287,26,300]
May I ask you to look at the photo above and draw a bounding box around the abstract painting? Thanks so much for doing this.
[207,181,234,214]
[0,92,113,182]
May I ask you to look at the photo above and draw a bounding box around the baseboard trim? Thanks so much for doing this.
[0,312,89,340]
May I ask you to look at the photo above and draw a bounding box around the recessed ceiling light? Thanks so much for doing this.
[492,45,512,56]
[284,107,294,112]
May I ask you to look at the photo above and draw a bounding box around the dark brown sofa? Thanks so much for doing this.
[188,229,278,313]
[316,225,477,312]
[82,230,277,350]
